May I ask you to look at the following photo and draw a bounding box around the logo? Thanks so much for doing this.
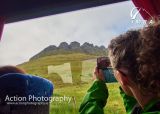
[130,7,152,24]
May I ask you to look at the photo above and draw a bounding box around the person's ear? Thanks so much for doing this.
[116,70,129,86]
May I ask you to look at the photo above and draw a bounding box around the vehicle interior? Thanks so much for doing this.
[0,0,159,114]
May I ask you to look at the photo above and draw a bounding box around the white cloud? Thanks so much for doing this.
[0,1,144,66]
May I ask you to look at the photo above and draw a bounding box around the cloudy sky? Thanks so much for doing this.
[0,1,144,66]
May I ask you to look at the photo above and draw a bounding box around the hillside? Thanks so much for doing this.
[30,41,108,60]
[18,53,98,86]
[19,41,108,86]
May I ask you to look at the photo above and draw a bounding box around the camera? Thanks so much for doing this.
[97,57,117,83]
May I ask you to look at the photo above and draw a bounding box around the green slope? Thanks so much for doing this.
[18,53,98,86]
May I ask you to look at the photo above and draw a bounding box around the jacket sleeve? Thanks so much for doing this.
[119,87,137,114]
[79,80,108,114]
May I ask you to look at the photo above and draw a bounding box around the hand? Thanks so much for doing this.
[93,67,105,82]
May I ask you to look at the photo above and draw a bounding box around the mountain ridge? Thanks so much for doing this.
[30,41,108,60]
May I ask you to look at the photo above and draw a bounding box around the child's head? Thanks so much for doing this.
[0,65,26,77]
[108,21,160,96]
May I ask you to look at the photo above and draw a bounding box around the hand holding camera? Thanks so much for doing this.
[95,57,117,83]
[93,67,105,82]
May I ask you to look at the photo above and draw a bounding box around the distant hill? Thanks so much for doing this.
[30,41,108,60]
[18,53,98,86]
[19,42,108,86]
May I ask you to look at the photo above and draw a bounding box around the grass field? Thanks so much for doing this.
[18,53,126,114]
[50,83,126,114]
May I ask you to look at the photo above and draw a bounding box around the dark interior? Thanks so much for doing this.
[0,0,128,23]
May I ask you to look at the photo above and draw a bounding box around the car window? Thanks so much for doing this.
[0,1,144,114]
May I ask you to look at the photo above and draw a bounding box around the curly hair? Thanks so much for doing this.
[0,66,26,77]
[108,21,160,95]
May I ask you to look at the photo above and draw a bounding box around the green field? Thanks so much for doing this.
[50,83,126,114]
[18,53,126,114]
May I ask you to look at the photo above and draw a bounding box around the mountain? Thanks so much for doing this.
[30,41,108,60]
